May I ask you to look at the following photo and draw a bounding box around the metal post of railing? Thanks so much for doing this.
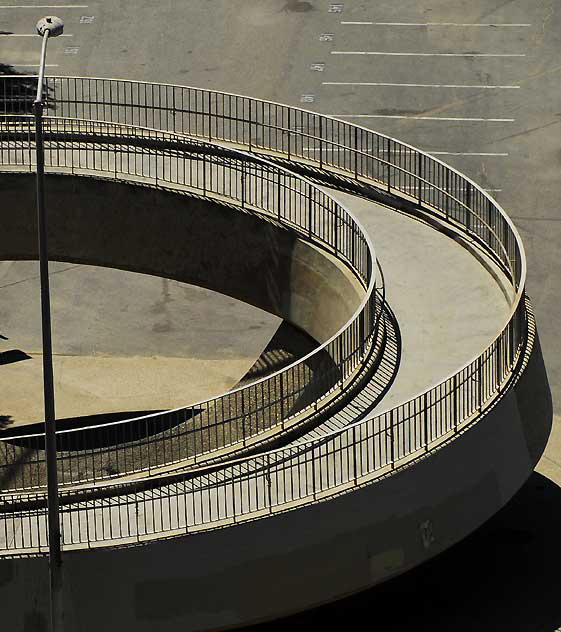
[352,425,358,484]
[354,126,359,179]
[334,202,339,255]
[308,185,313,239]
[287,108,291,161]
[389,410,395,469]
[466,183,472,233]
[248,99,252,152]
[445,169,450,221]
[384,138,390,192]
[423,392,429,452]
[477,355,483,411]
[318,117,323,170]
[171,87,176,133]
[311,444,317,500]
[202,151,207,197]
[207,91,212,141]
[241,161,246,208]
[338,335,344,390]
[417,152,423,204]
[453,373,459,433]
[359,310,365,358]
[34,16,64,632]
[496,338,503,393]
[266,452,273,512]
[241,389,246,445]
[277,171,282,221]
[279,372,285,429]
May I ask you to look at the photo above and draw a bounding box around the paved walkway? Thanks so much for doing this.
[0,191,515,551]
[327,190,511,415]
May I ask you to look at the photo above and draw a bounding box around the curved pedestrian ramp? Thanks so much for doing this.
[0,77,551,632]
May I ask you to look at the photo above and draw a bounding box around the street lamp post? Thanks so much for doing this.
[34,15,64,632]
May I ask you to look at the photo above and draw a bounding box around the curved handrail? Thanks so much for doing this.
[0,74,525,291]
[0,78,528,554]
[0,115,379,489]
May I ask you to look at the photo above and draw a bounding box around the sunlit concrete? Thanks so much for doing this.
[328,190,511,412]
[0,261,281,426]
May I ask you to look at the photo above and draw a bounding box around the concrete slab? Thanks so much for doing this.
[326,189,511,412]
[1,261,281,426]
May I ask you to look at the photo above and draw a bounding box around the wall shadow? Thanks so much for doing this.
[0,64,37,114]
[0,409,200,450]
[250,471,561,631]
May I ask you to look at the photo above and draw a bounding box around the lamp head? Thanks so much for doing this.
[36,16,64,37]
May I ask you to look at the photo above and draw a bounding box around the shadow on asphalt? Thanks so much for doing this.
[0,349,31,366]
[249,471,561,632]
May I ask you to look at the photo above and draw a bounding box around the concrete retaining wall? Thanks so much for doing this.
[0,173,363,343]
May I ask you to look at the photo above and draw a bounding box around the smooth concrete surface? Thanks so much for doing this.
[0,171,362,427]
[0,321,550,631]
[0,171,509,432]
[328,189,511,412]
[15,0,554,499]
[0,173,363,345]
[0,261,281,426]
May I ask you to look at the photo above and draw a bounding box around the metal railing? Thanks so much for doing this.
[0,75,523,289]
[0,78,528,554]
[0,299,531,554]
[0,116,378,491]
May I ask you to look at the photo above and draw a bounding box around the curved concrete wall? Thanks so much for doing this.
[0,173,363,343]
[0,321,551,631]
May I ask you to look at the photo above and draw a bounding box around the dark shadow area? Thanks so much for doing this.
[282,1,315,12]
[237,320,340,408]
[249,472,561,631]
[0,64,37,114]
[237,320,339,405]
[0,349,31,366]
[236,321,319,386]
[0,64,53,114]
[0,408,200,450]
[0,415,13,430]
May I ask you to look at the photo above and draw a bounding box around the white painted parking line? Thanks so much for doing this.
[301,148,509,156]
[400,185,503,192]
[0,4,88,7]
[323,81,520,89]
[0,33,73,36]
[341,21,531,27]
[301,147,390,153]
[429,151,509,156]
[331,51,525,57]
[329,114,515,122]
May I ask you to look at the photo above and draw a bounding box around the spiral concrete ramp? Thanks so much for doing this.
[0,78,552,631]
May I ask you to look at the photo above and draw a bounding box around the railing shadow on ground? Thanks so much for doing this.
[0,122,378,489]
[0,81,533,550]
[0,65,54,115]
[253,471,561,632]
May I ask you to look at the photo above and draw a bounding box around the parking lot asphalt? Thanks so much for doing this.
[1,1,559,629]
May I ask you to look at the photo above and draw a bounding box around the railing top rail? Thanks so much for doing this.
[0,80,530,543]
[0,73,527,283]
[0,115,525,480]
[0,115,376,441]
[0,81,526,499]
[0,292,525,506]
